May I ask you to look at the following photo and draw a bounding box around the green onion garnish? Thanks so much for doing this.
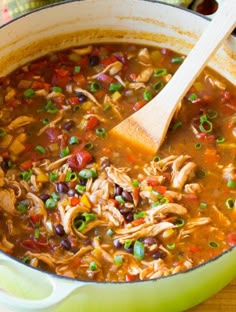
[52,86,62,93]
[132,179,139,187]
[153,81,164,92]
[89,261,98,271]
[74,66,81,74]
[154,68,167,77]
[74,219,86,232]
[206,109,218,119]
[45,198,57,209]
[20,169,32,182]
[216,137,225,144]
[49,172,58,182]
[0,128,7,137]
[227,180,236,189]
[196,169,207,178]
[84,141,94,150]
[82,212,97,222]
[35,145,46,154]
[133,240,145,260]
[42,118,50,125]
[79,168,97,179]
[225,198,235,210]
[200,202,208,208]
[173,121,182,130]
[153,155,161,162]
[60,146,70,157]
[199,115,213,133]
[106,229,114,236]
[45,101,58,114]
[69,136,79,145]
[115,195,126,204]
[109,83,123,92]
[95,127,107,138]
[24,88,35,98]
[174,217,185,228]
[114,255,123,265]
[208,241,219,248]
[75,184,86,193]
[103,104,111,111]
[124,240,133,250]
[194,142,202,150]
[188,93,198,102]
[133,211,146,220]
[167,243,176,250]
[171,57,184,64]
[34,228,40,239]
[90,81,101,93]
[143,89,152,101]
[17,203,27,213]
[65,171,77,182]
[51,192,59,201]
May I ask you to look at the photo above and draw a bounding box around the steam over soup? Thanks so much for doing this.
[0,43,235,282]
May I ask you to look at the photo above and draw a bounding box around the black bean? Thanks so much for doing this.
[63,120,75,131]
[113,238,122,249]
[152,250,166,259]
[68,189,77,197]
[89,55,100,67]
[124,212,134,223]
[39,193,51,202]
[79,178,87,186]
[1,158,11,171]
[56,182,69,194]
[101,158,111,170]
[54,224,65,236]
[77,93,87,103]
[61,238,71,250]
[122,190,133,203]
[143,237,157,245]
[126,246,134,253]
[115,185,123,196]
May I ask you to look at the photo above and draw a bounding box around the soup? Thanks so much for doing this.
[0,43,235,282]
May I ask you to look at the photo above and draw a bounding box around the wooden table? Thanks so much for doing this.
[189,279,236,311]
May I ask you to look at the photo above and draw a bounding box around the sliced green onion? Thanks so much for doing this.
[171,57,184,64]
[52,86,62,93]
[225,198,235,209]
[21,256,31,264]
[0,128,7,137]
[194,142,202,150]
[124,240,133,250]
[89,261,97,271]
[216,137,225,144]
[174,218,185,228]
[132,179,139,187]
[134,211,146,220]
[196,169,207,178]
[60,146,70,157]
[84,141,94,150]
[143,89,152,101]
[49,172,58,182]
[45,101,58,114]
[106,229,114,236]
[69,136,79,145]
[74,219,86,232]
[79,168,97,179]
[45,198,57,209]
[20,169,32,182]
[115,195,126,204]
[160,197,169,204]
[34,227,40,239]
[17,203,27,213]
[72,104,81,112]
[65,171,77,182]
[90,81,101,93]
[103,104,111,111]
[188,93,198,102]
[95,127,107,138]
[200,202,208,208]
[42,118,50,125]
[133,240,145,260]
[74,65,81,74]
[154,68,167,77]
[24,88,35,98]
[82,212,97,222]
[206,109,218,119]
[35,145,46,154]
[109,83,123,92]
[208,241,219,248]
[167,243,176,250]
[51,192,59,201]
[172,121,182,130]
[199,119,213,133]
[227,180,236,189]
[114,255,123,265]
[75,184,86,193]
[153,81,164,92]
[153,155,161,162]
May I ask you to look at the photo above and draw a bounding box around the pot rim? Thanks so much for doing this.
[0,0,235,286]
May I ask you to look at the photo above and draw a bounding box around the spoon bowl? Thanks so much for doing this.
[109,0,236,155]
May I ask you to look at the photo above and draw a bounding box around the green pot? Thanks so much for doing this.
[0,1,235,311]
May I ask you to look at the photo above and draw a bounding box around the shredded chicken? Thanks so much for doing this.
[7,116,35,130]
[0,188,17,215]
[26,192,47,223]
[105,166,133,192]
[135,67,154,83]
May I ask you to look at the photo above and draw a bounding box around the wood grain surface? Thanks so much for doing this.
[188,279,236,311]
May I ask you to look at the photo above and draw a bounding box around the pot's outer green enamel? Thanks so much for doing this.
[0,1,235,311]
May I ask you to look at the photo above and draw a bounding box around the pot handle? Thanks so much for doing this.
[0,252,83,310]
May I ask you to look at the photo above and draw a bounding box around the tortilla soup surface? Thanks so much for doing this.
[0,43,235,282]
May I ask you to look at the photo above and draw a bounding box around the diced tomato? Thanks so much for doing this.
[73,73,86,86]
[79,56,89,68]
[20,159,33,171]
[125,153,137,164]
[132,218,145,226]
[5,98,21,108]
[154,185,167,195]
[129,73,137,81]
[125,273,136,282]
[52,69,71,88]
[133,100,147,111]
[183,193,198,201]
[67,150,92,170]
[21,240,40,252]
[101,55,117,67]
[30,214,42,225]
[71,197,80,206]
[32,81,51,91]
[132,187,140,205]
[1,151,9,158]
[188,245,201,253]
[226,233,236,247]
[164,194,174,203]
[86,116,99,131]
[108,198,119,208]
[68,96,79,106]
[23,143,32,153]
[146,177,160,187]
[94,90,106,100]
[204,148,220,164]
[45,127,62,143]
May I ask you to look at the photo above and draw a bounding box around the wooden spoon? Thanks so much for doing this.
[109,0,236,155]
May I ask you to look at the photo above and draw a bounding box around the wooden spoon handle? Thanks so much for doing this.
[110,0,236,154]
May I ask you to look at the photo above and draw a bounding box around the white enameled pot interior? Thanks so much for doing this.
[0,1,235,311]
